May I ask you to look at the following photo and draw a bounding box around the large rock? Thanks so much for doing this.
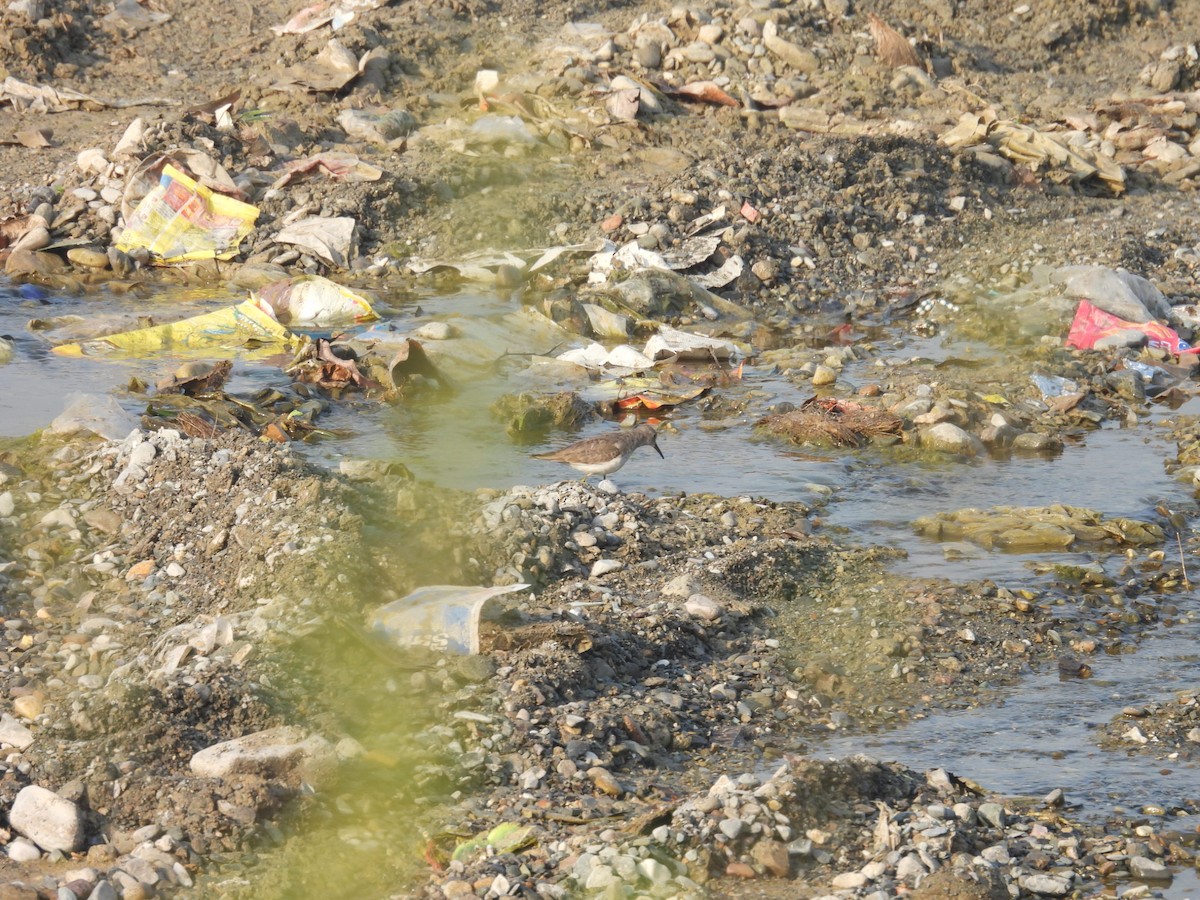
[921,423,984,457]
[9,785,86,852]
[4,249,66,277]
[1053,265,1170,322]
[189,727,336,785]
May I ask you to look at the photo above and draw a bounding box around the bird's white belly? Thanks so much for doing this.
[573,456,626,476]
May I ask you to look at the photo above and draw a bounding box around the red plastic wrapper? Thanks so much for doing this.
[1065,300,1196,354]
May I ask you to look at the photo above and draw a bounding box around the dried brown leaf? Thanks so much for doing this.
[15,129,52,148]
[868,13,921,68]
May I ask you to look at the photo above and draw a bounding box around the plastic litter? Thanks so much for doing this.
[270,152,383,189]
[643,325,739,362]
[1030,374,1078,400]
[1053,266,1170,322]
[271,39,361,92]
[0,76,177,113]
[468,115,537,145]
[1065,300,1194,354]
[557,342,655,373]
[116,164,259,264]
[369,584,530,655]
[52,299,294,358]
[48,394,138,441]
[257,275,378,326]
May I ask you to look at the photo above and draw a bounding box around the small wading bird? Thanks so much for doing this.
[532,423,664,480]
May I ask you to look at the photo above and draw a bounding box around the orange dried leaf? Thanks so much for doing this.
[617,395,667,410]
[673,81,740,108]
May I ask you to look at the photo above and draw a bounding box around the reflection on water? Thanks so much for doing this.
[829,423,1185,583]
[813,621,1200,900]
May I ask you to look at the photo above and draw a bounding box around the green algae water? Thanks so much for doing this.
[204,619,454,899]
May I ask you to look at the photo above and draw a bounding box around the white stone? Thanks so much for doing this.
[895,852,927,883]
[0,492,14,517]
[189,726,336,785]
[76,148,108,174]
[0,714,34,749]
[584,864,615,890]
[684,593,722,621]
[718,818,745,840]
[39,508,76,530]
[128,442,157,468]
[832,872,868,889]
[1128,856,1171,881]
[589,559,623,579]
[10,785,85,852]
[6,837,40,861]
[413,322,454,341]
[637,858,671,882]
[1018,873,1071,895]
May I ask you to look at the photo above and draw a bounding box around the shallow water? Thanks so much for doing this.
[3,280,1200,894]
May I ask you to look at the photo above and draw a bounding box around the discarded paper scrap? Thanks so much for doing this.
[370,584,531,655]
[116,164,259,264]
[271,39,387,93]
[101,0,171,32]
[274,216,357,268]
[272,0,387,34]
[671,81,740,107]
[0,76,177,113]
[52,299,293,359]
[405,241,608,280]
[271,152,383,189]
[940,109,1125,194]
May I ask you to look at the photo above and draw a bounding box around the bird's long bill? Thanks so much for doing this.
[653,441,665,459]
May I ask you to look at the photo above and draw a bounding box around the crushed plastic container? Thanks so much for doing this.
[369,584,530,654]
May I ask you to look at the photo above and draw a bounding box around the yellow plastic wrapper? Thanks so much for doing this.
[52,299,293,359]
[115,164,259,263]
